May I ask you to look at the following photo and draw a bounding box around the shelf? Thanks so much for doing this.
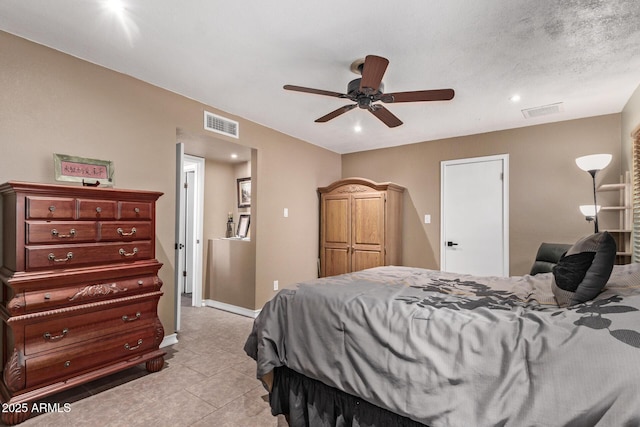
[601,206,628,211]
[597,172,632,264]
[598,183,627,191]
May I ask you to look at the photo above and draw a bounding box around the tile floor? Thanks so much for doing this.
[16,296,286,426]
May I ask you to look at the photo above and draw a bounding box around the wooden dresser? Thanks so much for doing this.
[0,181,165,424]
[318,177,404,277]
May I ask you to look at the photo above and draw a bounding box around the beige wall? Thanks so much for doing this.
[343,114,623,275]
[201,159,256,307]
[0,32,342,334]
[202,159,236,301]
[621,83,640,173]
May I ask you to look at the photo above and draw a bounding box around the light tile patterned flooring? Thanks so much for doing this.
[17,297,285,426]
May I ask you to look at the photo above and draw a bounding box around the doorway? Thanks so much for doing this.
[174,130,255,332]
[174,146,204,332]
[440,154,509,276]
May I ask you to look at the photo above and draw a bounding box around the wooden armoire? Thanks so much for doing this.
[318,178,404,277]
[0,181,165,425]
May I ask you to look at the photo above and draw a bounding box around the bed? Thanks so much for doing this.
[244,233,640,426]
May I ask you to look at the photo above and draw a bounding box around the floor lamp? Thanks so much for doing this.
[575,154,612,233]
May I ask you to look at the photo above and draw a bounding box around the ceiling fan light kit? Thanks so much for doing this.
[284,55,455,128]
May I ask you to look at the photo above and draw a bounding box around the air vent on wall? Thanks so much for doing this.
[204,111,239,138]
[521,102,564,119]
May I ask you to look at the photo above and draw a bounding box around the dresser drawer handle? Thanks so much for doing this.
[48,252,74,262]
[44,328,69,341]
[117,227,137,237]
[64,360,71,368]
[124,339,143,351]
[134,207,140,214]
[49,205,56,212]
[95,207,102,213]
[51,228,76,238]
[122,312,141,322]
[119,247,138,257]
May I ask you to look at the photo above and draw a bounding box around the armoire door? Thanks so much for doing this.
[322,194,351,277]
[351,192,384,272]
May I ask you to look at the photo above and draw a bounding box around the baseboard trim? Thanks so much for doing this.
[204,299,261,318]
[160,333,178,348]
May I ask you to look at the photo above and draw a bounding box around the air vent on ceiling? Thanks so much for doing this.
[204,111,239,138]
[521,102,564,119]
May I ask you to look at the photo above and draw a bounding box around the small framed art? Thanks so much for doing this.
[237,177,251,208]
[237,214,250,238]
[54,153,114,186]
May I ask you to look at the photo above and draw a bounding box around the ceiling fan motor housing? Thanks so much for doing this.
[348,78,384,108]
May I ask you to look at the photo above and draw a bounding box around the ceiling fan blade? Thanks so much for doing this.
[368,105,403,128]
[284,85,347,98]
[359,55,389,95]
[382,89,455,103]
[315,104,357,123]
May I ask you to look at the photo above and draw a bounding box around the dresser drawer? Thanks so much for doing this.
[100,222,152,241]
[119,201,152,220]
[23,275,160,312]
[25,241,153,270]
[24,297,159,355]
[26,221,98,244]
[26,197,75,220]
[77,199,117,220]
[25,326,157,388]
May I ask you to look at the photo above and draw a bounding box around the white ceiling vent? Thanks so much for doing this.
[204,111,239,138]
[521,102,564,119]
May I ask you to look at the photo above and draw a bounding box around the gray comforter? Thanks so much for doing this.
[245,265,640,426]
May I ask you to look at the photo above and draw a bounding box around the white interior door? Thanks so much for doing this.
[441,154,509,276]
[175,143,185,332]
[182,155,204,308]
[183,170,195,294]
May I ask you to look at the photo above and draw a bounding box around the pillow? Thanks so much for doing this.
[551,232,616,306]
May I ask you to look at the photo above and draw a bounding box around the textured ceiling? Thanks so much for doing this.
[1,0,639,154]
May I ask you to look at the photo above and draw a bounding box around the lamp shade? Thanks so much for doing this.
[575,154,612,172]
[579,205,601,216]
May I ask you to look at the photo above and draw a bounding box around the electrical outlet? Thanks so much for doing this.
[273,280,279,291]
[283,208,288,218]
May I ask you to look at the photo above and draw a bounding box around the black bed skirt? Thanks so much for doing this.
[270,366,428,427]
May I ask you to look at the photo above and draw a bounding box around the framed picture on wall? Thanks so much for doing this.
[237,177,251,208]
[237,214,250,238]
[53,153,114,187]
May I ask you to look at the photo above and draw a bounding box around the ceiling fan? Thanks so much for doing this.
[283,55,455,128]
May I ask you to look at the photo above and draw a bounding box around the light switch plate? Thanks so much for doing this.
[424,214,431,224]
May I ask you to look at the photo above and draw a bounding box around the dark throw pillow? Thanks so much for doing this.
[551,232,616,307]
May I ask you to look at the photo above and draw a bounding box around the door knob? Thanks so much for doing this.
[446,241,459,247]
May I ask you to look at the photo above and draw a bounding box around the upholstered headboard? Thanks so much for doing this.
[530,242,572,275]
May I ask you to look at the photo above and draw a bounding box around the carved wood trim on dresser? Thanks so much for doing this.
[0,181,165,424]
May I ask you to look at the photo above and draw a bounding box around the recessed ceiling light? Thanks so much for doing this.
[354,125,362,133]
[230,153,238,159]
[510,94,521,102]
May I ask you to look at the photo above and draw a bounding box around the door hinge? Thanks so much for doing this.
[182,271,187,277]
[184,182,188,189]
